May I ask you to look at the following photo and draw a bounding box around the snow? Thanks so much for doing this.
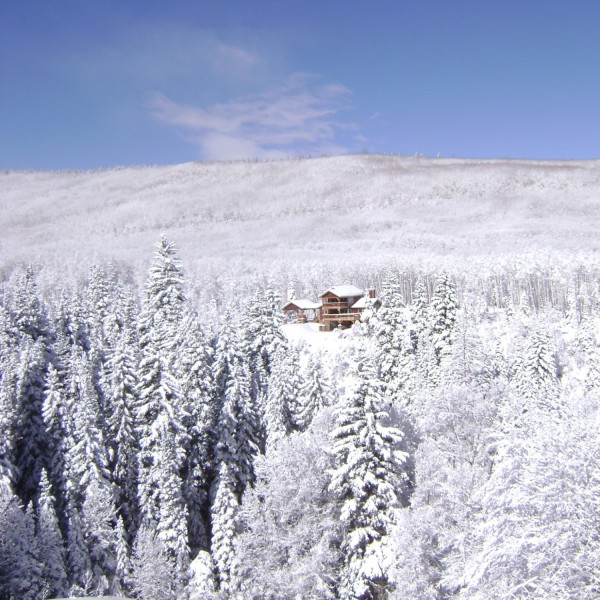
[320,285,364,299]
[3,154,599,279]
[2,154,599,600]
[351,296,375,309]
[282,299,322,310]
[282,322,350,352]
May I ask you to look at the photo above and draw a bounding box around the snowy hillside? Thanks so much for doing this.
[2,155,600,278]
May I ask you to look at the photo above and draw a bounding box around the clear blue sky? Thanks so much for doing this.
[2,1,599,169]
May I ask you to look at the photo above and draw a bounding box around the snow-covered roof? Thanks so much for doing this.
[351,296,377,309]
[320,285,364,299]
[282,299,322,310]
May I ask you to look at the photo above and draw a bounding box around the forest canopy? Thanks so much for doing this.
[0,235,599,599]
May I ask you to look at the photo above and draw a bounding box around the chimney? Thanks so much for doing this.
[368,288,376,298]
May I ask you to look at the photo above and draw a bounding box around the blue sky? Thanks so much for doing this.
[1,1,599,169]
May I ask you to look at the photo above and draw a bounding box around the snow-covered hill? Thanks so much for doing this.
[2,155,599,278]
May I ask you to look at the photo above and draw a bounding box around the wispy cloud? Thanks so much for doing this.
[147,74,355,160]
[68,24,266,89]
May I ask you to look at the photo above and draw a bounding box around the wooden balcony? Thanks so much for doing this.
[320,312,361,322]
[321,301,351,309]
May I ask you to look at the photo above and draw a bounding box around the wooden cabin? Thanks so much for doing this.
[318,285,378,330]
[283,285,380,330]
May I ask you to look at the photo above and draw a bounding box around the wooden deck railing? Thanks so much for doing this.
[320,312,361,322]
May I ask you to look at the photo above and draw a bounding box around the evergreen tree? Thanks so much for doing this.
[372,274,409,402]
[296,352,330,431]
[513,325,560,414]
[410,276,430,347]
[13,337,48,503]
[242,286,286,418]
[0,350,18,484]
[136,236,190,531]
[264,345,299,449]
[10,265,50,343]
[0,476,46,600]
[210,461,239,593]
[136,345,187,525]
[176,310,216,552]
[36,469,69,598]
[579,316,600,394]
[114,514,132,594]
[65,349,112,507]
[188,550,216,598]
[105,332,140,534]
[212,322,260,496]
[138,235,186,354]
[152,419,190,589]
[430,273,458,363]
[81,473,120,594]
[64,492,92,592]
[329,347,408,599]
[41,362,71,520]
[440,303,490,387]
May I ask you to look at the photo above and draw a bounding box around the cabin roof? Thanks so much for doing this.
[351,296,378,309]
[282,299,322,310]
[319,285,364,299]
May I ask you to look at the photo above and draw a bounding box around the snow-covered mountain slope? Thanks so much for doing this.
[2,155,599,276]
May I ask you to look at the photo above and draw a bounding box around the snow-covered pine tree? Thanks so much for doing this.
[138,235,187,354]
[41,362,71,526]
[440,302,490,387]
[85,264,116,350]
[0,475,46,600]
[513,324,560,414]
[372,272,409,402]
[212,319,260,496]
[10,265,51,344]
[329,346,408,599]
[81,473,120,594]
[209,324,261,592]
[152,418,190,590]
[188,550,216,598]
[410,276,430,348]
[0,349,18,485]
[13,337,48,504]
[430,272,458,363]
[65,348,112,507]
[175,310,216,552]
[36,468,69,598]
[210,460,239,593]
[50,286,91,367]
[295,351,331,431]
[64,491,92,593]
[136,236,190,532]
[114,514,132,594]
[105,331,140,534]
[579,316,600,394]
[241,286,286,422]
[264,344,300,449]
[64,349,119,592]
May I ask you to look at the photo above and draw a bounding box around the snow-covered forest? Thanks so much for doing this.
[1,156,599,599]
